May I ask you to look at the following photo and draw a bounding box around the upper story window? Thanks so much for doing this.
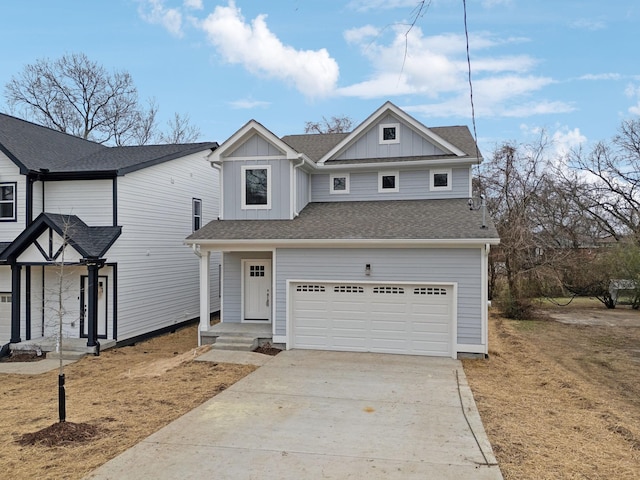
[330,173,350,194]
[378,171,399,193]
[430,169,452,191]
[192,198,202,231]
[0,183,16,221]
[379,123,400,144]
[241,165,271,209]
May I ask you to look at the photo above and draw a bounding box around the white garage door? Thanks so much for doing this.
[291,282,454,357]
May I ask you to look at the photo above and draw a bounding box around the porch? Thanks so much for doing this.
[200,323,273,351]
[10,336,117,359]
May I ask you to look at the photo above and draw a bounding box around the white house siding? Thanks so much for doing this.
[32,180,44,219]
[222,158,291,220]
[275,248,483,346]
[108,150,220,341]
[310,167,470,202]
[222,251,272,323]
[335,114,447,161]
[0,267,11,344]
[43,180,113,225]
[0,152,27,241]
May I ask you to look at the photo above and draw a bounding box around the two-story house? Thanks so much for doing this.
[0,113,220,353]
[187,102,500,358]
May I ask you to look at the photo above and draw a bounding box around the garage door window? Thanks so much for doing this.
[334,285,364,293]
[373,286,405,294]
[296,284,325,292]
[414,287,447,295]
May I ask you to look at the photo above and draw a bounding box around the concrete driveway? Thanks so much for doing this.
[86,350,502,479]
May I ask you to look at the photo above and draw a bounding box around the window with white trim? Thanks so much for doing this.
[430,168,452,191]
[330,173,350,194]
[241,165,271,209]
[379,123,400,144]
[378,171,399,193]
[0,183,16,221]
[192,198,202,231]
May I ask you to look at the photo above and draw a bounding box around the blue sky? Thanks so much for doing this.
[1,0,638,158]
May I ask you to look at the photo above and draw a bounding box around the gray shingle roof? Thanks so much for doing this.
[279,126,480,164]
[187,199,499,243]
[0,112,217,175]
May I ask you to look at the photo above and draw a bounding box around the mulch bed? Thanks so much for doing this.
[16,422,103,447]
[0,352,46,362]
[253,344,281,356]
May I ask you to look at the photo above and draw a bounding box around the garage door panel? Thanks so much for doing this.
[291,282,453,357]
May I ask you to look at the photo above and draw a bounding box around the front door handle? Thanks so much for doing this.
[266,289,270,307]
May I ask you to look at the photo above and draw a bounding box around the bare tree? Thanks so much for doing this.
[304,115,353,134]
[4,53,202,146]
[158,112,201,144]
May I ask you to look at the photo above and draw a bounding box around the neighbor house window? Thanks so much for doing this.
[378,171,399,193]
[330,173,350,194]
[430,169,452,191]
[192,198,202,231]
[379,123,400,144]
[0,183,16,221]
[241,165,271,209]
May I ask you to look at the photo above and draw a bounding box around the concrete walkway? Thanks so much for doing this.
[86,350,502,480]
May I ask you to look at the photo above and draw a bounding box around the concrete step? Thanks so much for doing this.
[46,350,88,361]
[212,337,257,351]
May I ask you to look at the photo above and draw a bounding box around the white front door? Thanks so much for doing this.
[81,276,108,338]
[243,260,271,322]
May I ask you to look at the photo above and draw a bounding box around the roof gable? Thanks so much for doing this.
[317,101,469,165]
[211,120,308,162]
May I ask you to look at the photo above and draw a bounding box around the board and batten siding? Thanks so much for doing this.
[275,248,483,345]
[108,150,220,341]
[335,114,447,161]
[310,167,470,202]
[222,158,291,220]
[0,152,27,241]
[227,133,283,158]
[295,168,310,214]
[43,179,113,225]
[222,251,272,323]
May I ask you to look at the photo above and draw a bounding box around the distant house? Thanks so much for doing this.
[187,102,500,358]
[0,113,220,352]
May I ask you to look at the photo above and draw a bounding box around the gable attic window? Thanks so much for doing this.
[192,198,202,231]
[379,123,400,144]
[241,165,271,209]
[0,183,16,221]
[378,171,399,193]
[330,173,350,194]
[430,169,452,191]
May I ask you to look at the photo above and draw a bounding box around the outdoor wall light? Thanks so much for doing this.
[365,264,371,276]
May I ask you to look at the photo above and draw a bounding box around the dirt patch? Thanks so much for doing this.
[253,343,282,356]
[464,303,640,479]
[0,324,255,480]
[0,351,47,362]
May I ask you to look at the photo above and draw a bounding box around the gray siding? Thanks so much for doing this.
[275,248,482,345]
[222,251,272,323]
[228,133,284,157]
[222,159,291,220]
[295,168,310,214]
[336,114,447,160]
[310,167,470,202]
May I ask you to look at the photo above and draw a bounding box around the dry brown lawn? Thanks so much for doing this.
[464,302,640,479]
[0,324,255,480]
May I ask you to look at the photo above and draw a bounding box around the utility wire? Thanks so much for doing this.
[463,0,481,165]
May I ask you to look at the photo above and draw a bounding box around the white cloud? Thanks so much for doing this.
[198,1,339,98]
[579,73,621,81]
[184,0,203,9]
[138,0,184,37]
[228,98,271,109]
[344,25,379,45]
[570,18,606,30]
[626,83,640,115]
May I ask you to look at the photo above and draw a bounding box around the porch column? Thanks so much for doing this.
[84,259,104,352]
[10,263,21,343]
[198,250,211,347]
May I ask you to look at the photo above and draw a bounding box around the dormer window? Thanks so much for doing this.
[241,165,271,209]
[330,173,350,194]
[430,168,452,191]
[378,171,399,193]
[379,123,400,144]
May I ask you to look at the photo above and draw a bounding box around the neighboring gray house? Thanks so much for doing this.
[187,102,500,358]
[0,113,220,352]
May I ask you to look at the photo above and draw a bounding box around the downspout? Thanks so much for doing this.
[292,155,305,217]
